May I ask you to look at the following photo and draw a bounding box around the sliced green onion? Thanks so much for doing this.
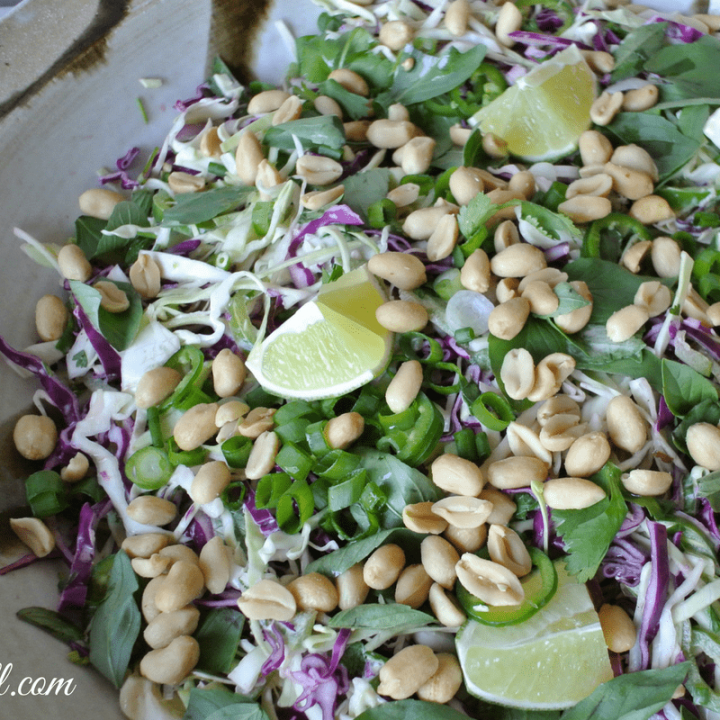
[359,482,387,513]
[125,446,174,490]
[470,392,514,431]
[162,346,208,411]
[256,473,293,509]
[367,199,397,229]
[352,386,382,417]
[146,406,164,448]
[220,480,247,511]
[252,201,274,236]
[314,449,361,480]
[275,417,311,444]
[476,431,491,463]
[424,361,462,395]
[26,471,68,517]
[208,161,227,177]
[275,442,314,481]
[136,97,149,124]
[434,166,457,201]
[327,470,367,512]
[398,332,444,364]
[454,327,476,344]
[454,427,479,463]
[400,173,434,196]
[274,400,317,425]
[276,480,314,534]
[221,436,252,469]
[244,385,281,408]
[306,420,331,458]
[166,438,208,468]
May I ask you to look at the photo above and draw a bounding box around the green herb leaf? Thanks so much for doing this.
[356,699,472,720]
[17,607,84,645]
[391,45,487,105]
[519,201,582,246]
[88,551,141,687]
[356,448,442,529]
[74,216,108,260]
[71,280,143,351]
[552,463,627,582]
[457,192,495,239]
[306,527,422,576]
[295,29,375,83]
[105,200,150,232]
[342,168,393,219]
[644,35,720,102]
[329,604,436,630]
[559,662,691,720]
[206,706,270,720]
[606,112,701,181]
[263,115,345,156]
[611,22,667,82]
[163,185,253,225]
[543,282,591,318]
[662,358,718,417]
[183,687,255,720]
[319,78,373,120]
[195,608,244,675]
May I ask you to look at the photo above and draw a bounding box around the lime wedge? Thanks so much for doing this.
[246,266,392,400]
[470,45,596,162]
[456,561,613,710]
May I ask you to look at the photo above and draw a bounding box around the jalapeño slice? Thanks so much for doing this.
[456,547,558,626]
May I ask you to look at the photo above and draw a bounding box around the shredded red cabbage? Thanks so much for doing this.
[289,628,351,720]
[245,490,279,536]
[0,334,80,423]
[72,303,122,383]
[261,622,286,676]
[602,536,648,587]
[165,239,202,256]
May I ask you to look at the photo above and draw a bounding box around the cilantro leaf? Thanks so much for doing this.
[551,462,627,582]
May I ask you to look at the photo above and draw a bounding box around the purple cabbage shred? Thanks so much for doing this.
[261,623,286,676]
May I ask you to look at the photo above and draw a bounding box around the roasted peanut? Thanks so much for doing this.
[141,575,165,623]
[94,280,129,313]
[245,430,280,481]
[79,188,125,220]
[238,406,276,438]
[190,461,231,505]
[450,167,484,206]
[364,544,406,590]
[522,280,559,315]
[460,248,491,293]
[590,91,624,126]
[622,469,673,496]
[143,606,200,649]
[198,536,233,594]
[326,412,364,450]
[491,243,547,278]
[508,171,535,200]
[377,645,439,700]
[487,456,549,490]
[272,95,304,125]
[127,496,177,527]
[387,183,419,208]
[314,95,343,118]
[554,280,593,334]
[421,536,460,589]
[130,254,162,299]
[606,395,647,454]
[431,496,494,529]
[237,579,296,621]
[480,485,517,525]
[634,281,672,317]
[403,206,457,241]
[398,136,436,175]
[611,144,659,182]
[651,237,682,278]
[13,414,57,461]
[154,561,205,613]
[427,213,459,261]
[235,130,264,185]
[456,554,524,606]
[60,452,90,483]
[122,533,172,559]
[158,544,200,567]
[367,119,416,149]
[558,195,612,223]
[579,130,614,166]
[328,68,369,96]
[376,300,428,333]
[140,636,200,686]
[288,572,339,612]
[248,89,291,115]
[416,653,464,704]
[431,453,484,497]
[296,155,343,185]
[598,604,637,653]
[395,564,433,608]
[487,525,532,577]
[301,185,345,211]
[443,522,488,553]
[606,304,649,342]
[539,413,585,452]
[500,348,535,400]
[488,297,531,340]
[168,171,205,194]
[428,583,467,627]
[445,0,470,35]
[131,554,172,578]
[10,517,55,557]
[566,174,613,200]
[336,563,370,611]
[135,367,182,409]
[403,501,448,535]
[543,477,607,509]
[686,423,720,470]
[629,195,674,225]
[564,432,611,477]
[35,295,68,342]
[622,84,659,112]
[368,251,426,290]
[212,349,247,397]
[58,243,93,282]
[386,360,423,414]
[622,240,652,274]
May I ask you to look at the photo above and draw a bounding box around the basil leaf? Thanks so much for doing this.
[88,551,141,687]
[74,216,108,260]
[644,35,720,102]
[206,705,269,720]
[355,448,443,529]
[263,115,345,156]
[342,168,393,219]
[329,604,436,630]
[183,687,255,720]
[610,22,667,82]
[356,699,471,720]
[606,112,700,181]
[565,258,673,325]
[105,200,150,232]
[163,185,253,225]
[559,662,691,720]
[391,45,487,105]
[662,358,718,417]
[17,606,84,645]
[195,607,244,675]
[677,104,712,143]
[319,78,372,120]
[71,280,143,351]
[306,528,422,576]
[551,463,627,582]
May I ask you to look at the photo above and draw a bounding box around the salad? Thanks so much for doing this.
[4,0,720,718]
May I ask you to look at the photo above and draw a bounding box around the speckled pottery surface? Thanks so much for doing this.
[0,1,318,716]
